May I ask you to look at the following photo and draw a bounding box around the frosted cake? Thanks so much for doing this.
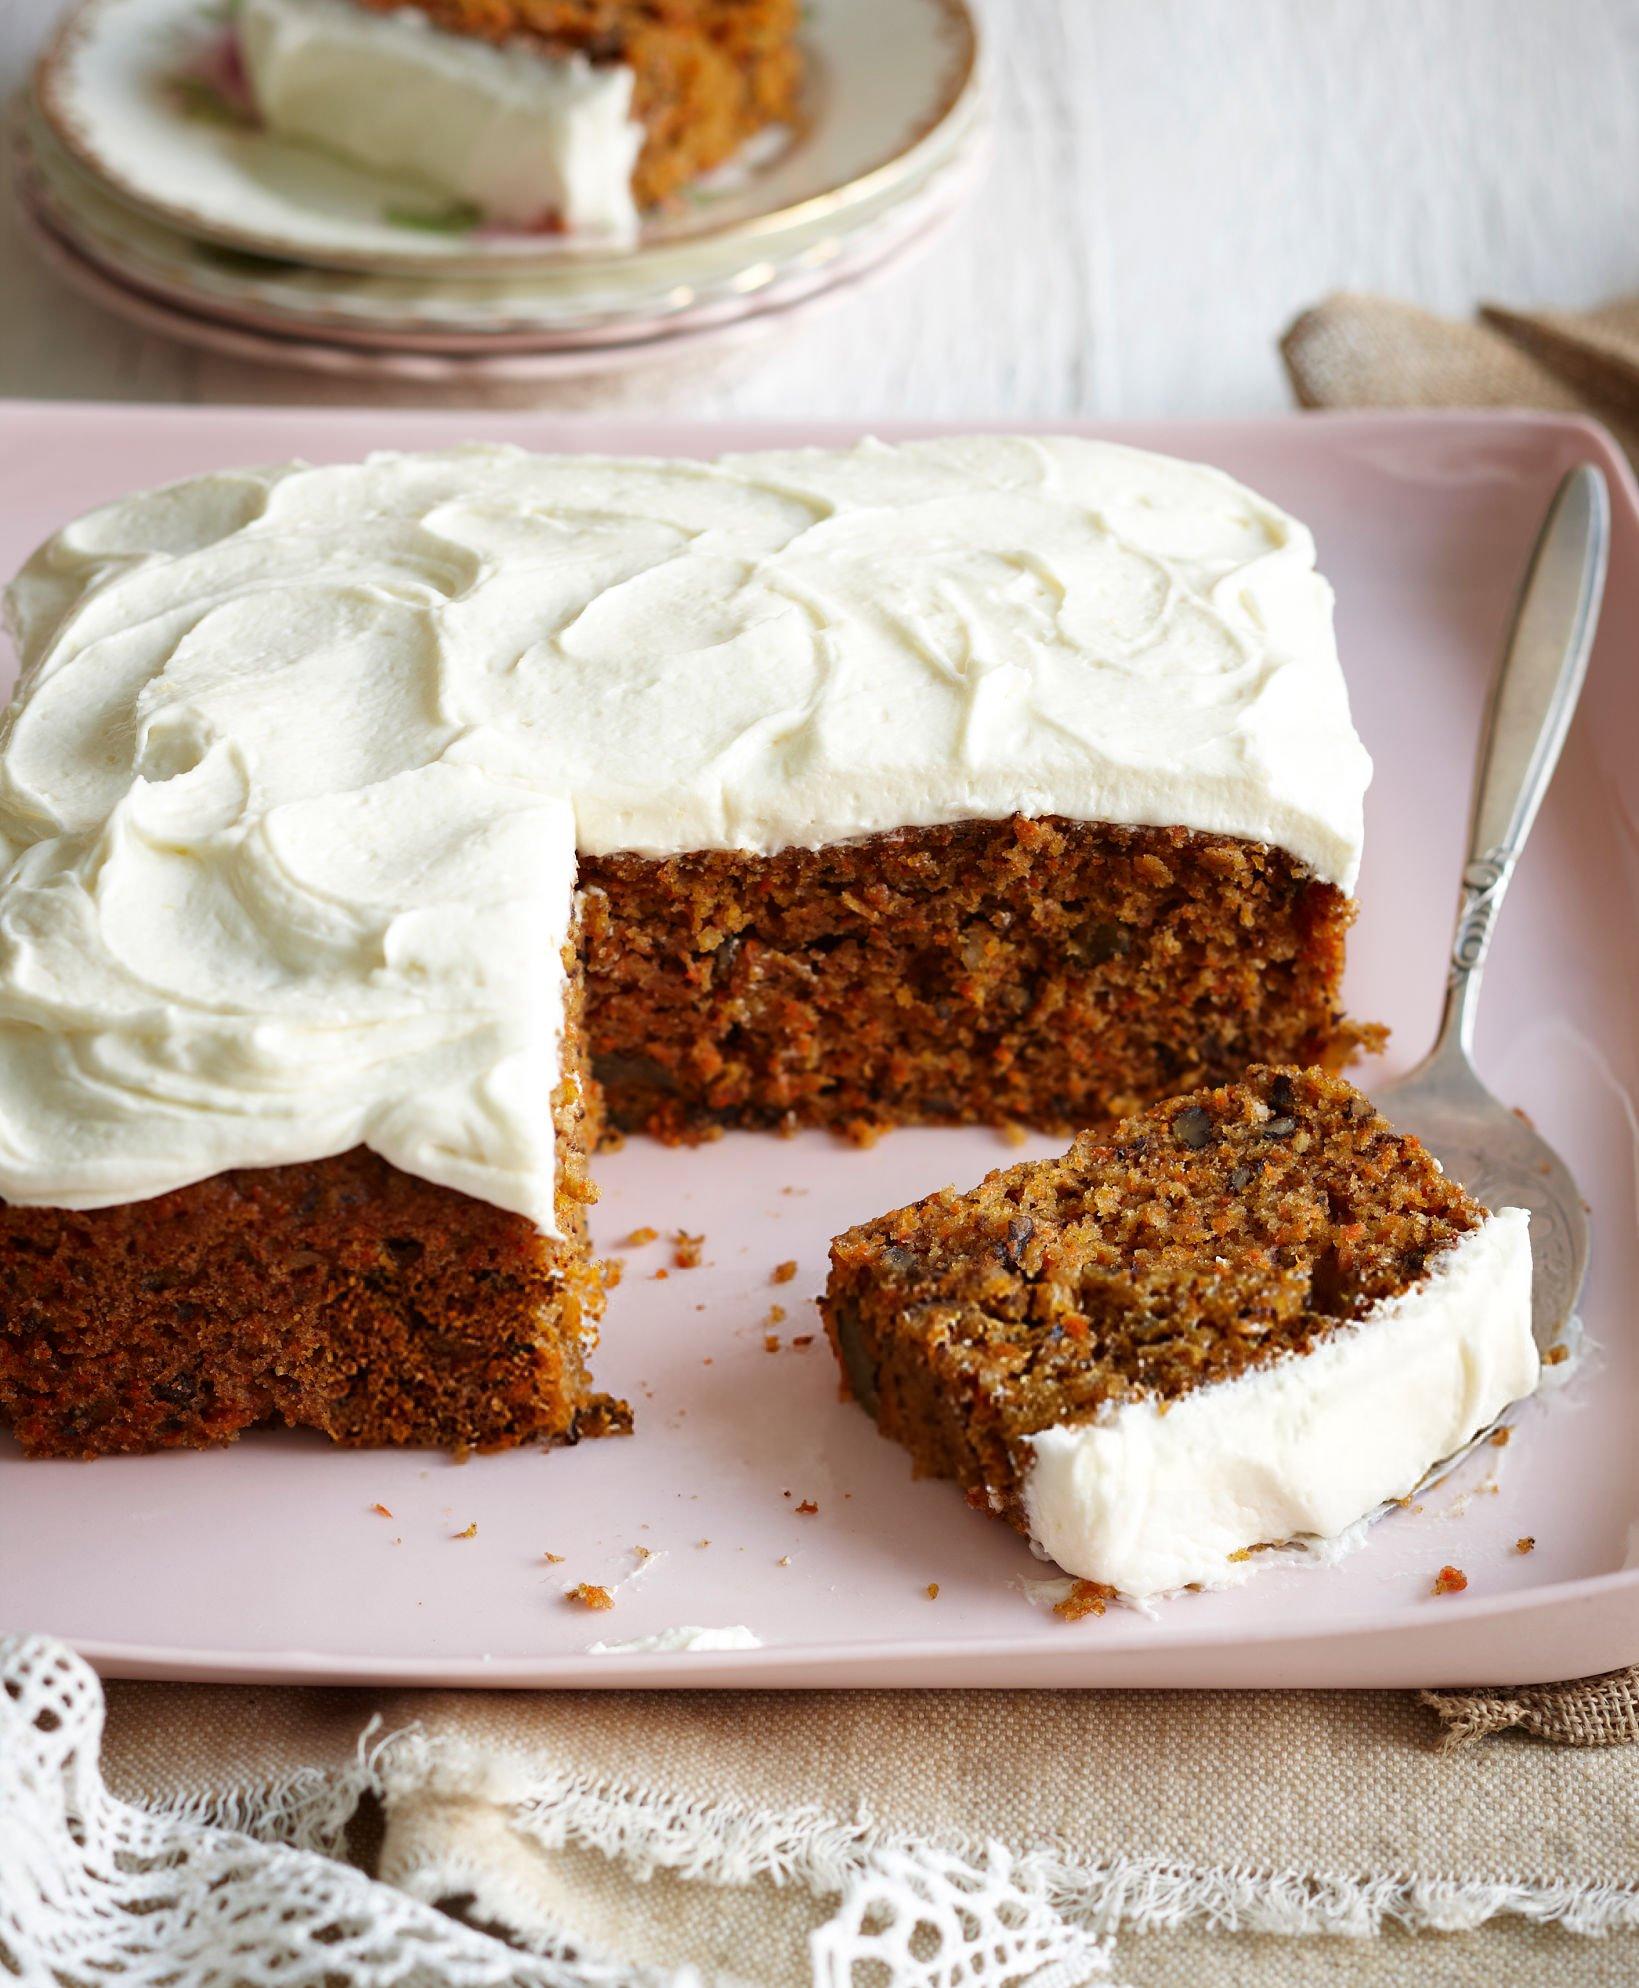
[0,434,1377,1456]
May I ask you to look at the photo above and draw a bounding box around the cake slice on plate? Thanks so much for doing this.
[822,1066,1537,1598]
[237,0,802,240]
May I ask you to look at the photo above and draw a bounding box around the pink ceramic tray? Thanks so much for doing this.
[1,402,1636,1690]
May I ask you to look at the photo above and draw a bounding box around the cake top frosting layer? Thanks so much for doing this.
[0,436,1371,1220]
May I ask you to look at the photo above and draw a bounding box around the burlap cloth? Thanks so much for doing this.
[7,295,1639,1987]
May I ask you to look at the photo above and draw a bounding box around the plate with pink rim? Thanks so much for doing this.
[15,176,975,379]
[0,403,1636,1690]
[13,97,991,351]
[34,0,980,275]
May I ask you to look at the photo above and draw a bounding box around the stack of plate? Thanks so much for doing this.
[16,0,984,383]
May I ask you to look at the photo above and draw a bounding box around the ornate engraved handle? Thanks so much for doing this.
[1436,464,1609,1056]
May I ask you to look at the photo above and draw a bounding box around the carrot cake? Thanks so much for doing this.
[236,0,802,239]
[0,435,1374,1457]
[821,1066,1537,1597]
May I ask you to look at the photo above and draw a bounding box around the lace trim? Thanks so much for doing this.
[5,1632,1635,1988]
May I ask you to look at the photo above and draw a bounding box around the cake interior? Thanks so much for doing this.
[820,1064,1484,1533]
[0,819,1373,1459]
[585,815,1373,1143]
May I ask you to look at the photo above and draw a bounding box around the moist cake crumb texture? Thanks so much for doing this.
[583,817,1371,1142]
[820,1066,1503,1543]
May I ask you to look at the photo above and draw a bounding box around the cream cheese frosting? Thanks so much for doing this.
[1021,1207,1537,1598]
[238,0,644,239]
[0,435,1370,1221]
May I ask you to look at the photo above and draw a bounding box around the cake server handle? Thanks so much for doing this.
[1432,463,1609,1062]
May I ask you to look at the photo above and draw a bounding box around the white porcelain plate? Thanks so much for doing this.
[34,0,979,274]
[1,405,1637,1690]
[15,93,989,345]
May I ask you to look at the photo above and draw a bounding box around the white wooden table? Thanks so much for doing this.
[2,0,1637,418]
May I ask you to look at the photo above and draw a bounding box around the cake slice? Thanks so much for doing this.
[237,0,802,239]
[821,1067,1537,1597]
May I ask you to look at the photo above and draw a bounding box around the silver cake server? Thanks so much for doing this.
[1376,462,1608,1403]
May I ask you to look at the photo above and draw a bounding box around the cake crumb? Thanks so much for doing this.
[1054,1580,1118,1621]
[544,1551,565,1564]
[1543,1344,1570,1366]
[777,1554,791,1566]
[652,1267,670,1281]
[623,1226,659,1247]
[926,1582,940,1599]
[796,1499,819,1515]
[453,1522,477,1540]
[764,1333,781,1352]
[1226,1547,1252,1563]
[696,1539,710,1548]
[999,1122,1029,1147]
[672,1229,704,1268]
[1515,1536,1537,1555]
[566,1582,615,1611]
[370,1502,393,1518]
[792,1334,814,1349]
[772,1260,798,1284]
[1432,1565,1468,1596]
[602,1258,625,1289]
[765,1304,787,1326]
[1490,1427,1511,1447]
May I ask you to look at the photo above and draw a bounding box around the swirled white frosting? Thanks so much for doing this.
[238,0,644,239]
[0,435,1370,1221]
[1023,1209,1537,1598]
